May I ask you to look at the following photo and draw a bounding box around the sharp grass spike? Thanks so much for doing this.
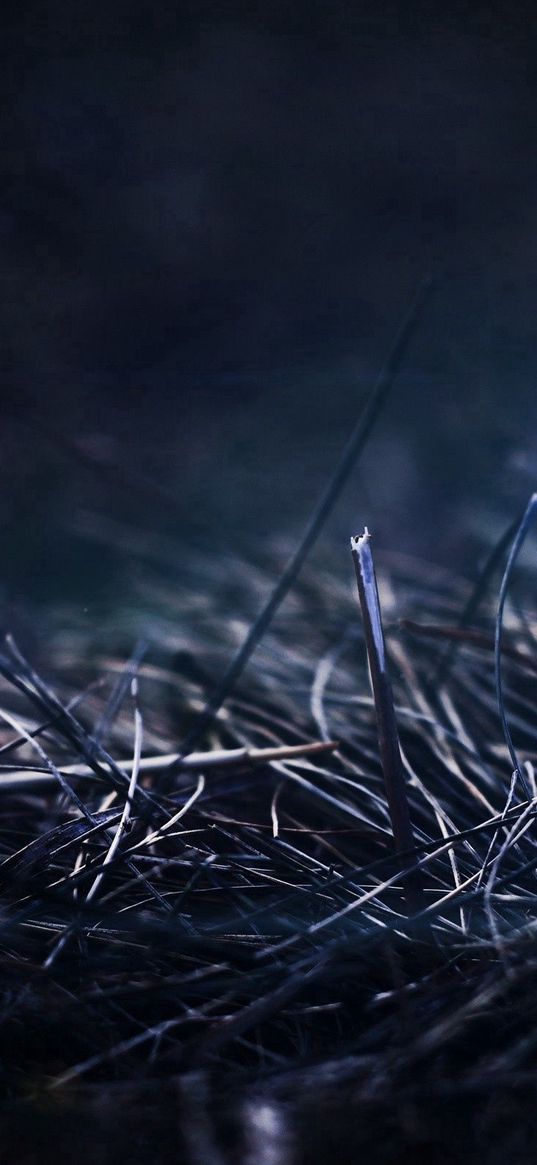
[351,528,424,914]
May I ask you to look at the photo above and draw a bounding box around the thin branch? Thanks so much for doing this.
[0,739,338,791]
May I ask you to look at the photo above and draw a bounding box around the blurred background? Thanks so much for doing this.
[1,1,537,611]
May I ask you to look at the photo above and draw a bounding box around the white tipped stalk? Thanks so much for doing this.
[351,528,424,913]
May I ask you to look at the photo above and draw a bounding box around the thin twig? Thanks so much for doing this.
[0,739,338,791]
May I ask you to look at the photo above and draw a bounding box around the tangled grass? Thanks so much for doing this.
[1,283,534,1161]
[1,511,537,1163]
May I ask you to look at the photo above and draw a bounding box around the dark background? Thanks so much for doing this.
[2,1,537,604]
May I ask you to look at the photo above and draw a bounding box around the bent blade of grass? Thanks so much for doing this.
[171,279,434,767]
[433,503,533,688]
[128,773,206,853]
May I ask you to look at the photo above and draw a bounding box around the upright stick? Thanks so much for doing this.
[351,529,424,914]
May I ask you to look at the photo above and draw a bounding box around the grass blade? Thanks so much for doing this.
[351,528,424,912]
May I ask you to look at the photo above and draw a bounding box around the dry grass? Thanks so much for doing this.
[1,514,537,1161]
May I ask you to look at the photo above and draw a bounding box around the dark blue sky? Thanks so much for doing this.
[3,3,536,377]
[2,2,537,589]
